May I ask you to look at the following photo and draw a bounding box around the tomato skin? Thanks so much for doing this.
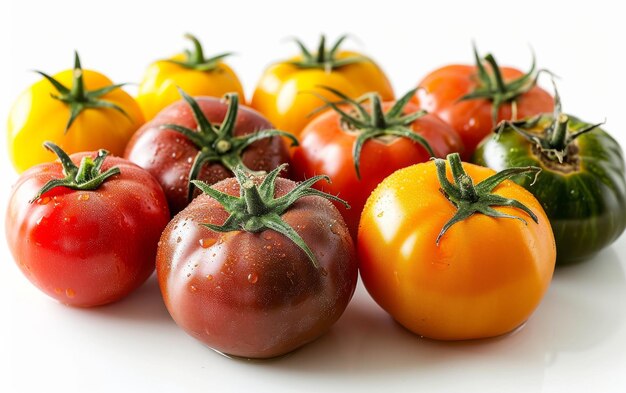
[125,97,290,215]
[157,177,357,358]
[8,70,144,173]
[473,115,626,264]
[413,65,553,158]
[358,161,555,340]
[5,153,170,307]
[291,101,462,238]
[251,51,394,137]
[137,55,244,121]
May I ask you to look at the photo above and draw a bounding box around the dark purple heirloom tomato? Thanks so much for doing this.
[156,165,357,358]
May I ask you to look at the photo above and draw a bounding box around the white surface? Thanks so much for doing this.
[1,1,625,392]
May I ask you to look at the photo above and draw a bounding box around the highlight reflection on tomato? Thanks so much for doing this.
[358,153,556,340]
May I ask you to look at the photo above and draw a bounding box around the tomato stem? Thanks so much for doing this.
[496,80,604,164]
[191,164,350,268]
[435,153,540,245]
[166,34,233,72]
[289,35,365,70]
[459,43,549,128]
[309,86,434,179]
[160,89,299,203]
[34,52,131,134]
[30,142,120,203]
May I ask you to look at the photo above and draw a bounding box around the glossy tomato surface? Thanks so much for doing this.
[6,153,170,307]
[414,65,553,158]
[473,115,626,264]
[125,96,290,215]
[292,101,462,238]
[358,161,555,340]
[157,177,357,358]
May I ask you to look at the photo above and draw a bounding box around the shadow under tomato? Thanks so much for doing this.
[250,245,626,380]
[82,274,173,325]
[531,246,626,361]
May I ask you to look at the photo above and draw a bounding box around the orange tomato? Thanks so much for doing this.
[358,154,556,340]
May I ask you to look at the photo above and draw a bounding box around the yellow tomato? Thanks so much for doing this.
[358,154,556,340]
[251,35,394,137]
[137,34,244,120]
[7,52,144,173]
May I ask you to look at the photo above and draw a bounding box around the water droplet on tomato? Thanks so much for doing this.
[263,233,272,240]
[247,272,258,284]
[176,236,182,243]
[200,238,216,248]
[377,211,384,218]
[320,267,328,276]
[187,157,193,164]
[54,288,62,294]
[190,285,197,292]
[37,196,51,205]
[78,194,89,201]
[206,274,213,281]
[264,245,272,250]
[66,288,76,297]
[329,221,341,235]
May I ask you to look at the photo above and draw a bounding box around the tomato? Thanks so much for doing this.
[473,83,626,264]
[125,90,296,215]
[358,153,555,340]
[137,34,245,120]
[7,52,144,173]
[5,143,170,307]
[292,88,462,238]
[251,35,394,137]
[412,44,553,158]
[157,165,357,358]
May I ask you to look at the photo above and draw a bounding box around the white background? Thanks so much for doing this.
[1,1,625,392]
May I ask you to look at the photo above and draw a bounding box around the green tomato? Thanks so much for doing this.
[473,112,626,265]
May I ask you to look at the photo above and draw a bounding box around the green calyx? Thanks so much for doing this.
[192,164,349,268]
[495,81,604,164]
[166,33,232,71]
[30,141,120,203]
[35,51,130,134]
[435,153,540,244]
[288,34,365,70]
[160,89,299,202]
[312,86,434,179]
[460,43,547,126]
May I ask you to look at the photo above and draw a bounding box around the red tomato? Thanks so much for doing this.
[157,166,357,358]
[125,91,294,215]
[413,46,553,158]
[292,89,462,238]
[6,143,170,307]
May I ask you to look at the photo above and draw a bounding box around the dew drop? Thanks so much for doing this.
[66,288,76,298]
[377,211,384,218]
[206,274,213,281]
[329,221,341,235]
[77,194,89,201]
[247,272,259,284]
[54,288,62,294]
[200,238,216,248]
[190,285,197,292]
[263,233,272,240]
[37,196,51,205]
[264,245,272,250]
[176,236,182,243]
[320,267,328,277]
[187,157,193,164]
